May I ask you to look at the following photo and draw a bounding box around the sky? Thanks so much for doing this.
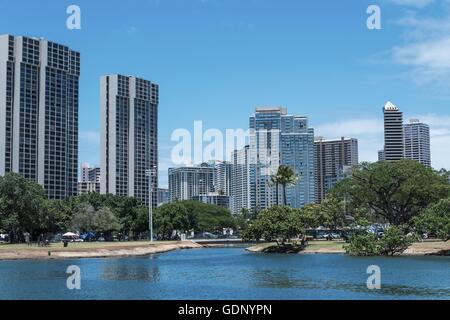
[1,0,450,188]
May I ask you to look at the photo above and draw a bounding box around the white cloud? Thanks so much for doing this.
[382,1,450,85]
[315,119,383,138]
[385,0,434,7]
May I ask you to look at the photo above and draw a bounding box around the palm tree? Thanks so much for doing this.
[271,165,299,206]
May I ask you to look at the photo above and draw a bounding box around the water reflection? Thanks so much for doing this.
[0,248,449,299]
[248,267,450,298]
[102,264,160,282]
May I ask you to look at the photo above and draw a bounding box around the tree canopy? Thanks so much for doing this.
[333,160,449,225]
[153,201,236,240]
[242,206,306,245]
[414,198,450,241]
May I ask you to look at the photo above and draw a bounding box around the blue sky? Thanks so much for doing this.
[1,0,450,187]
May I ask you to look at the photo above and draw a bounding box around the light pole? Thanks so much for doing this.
[146,166,157,244]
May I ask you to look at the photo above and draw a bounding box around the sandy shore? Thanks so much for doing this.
[0,241,203,261]
[247,240,450,256]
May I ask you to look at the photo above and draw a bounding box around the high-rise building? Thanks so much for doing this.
[80,163,100,183]
[314,137,358,203]
[168,163,215,202]
[249,107,315,210]
[88,167,101,183]
[77,181,99,195]
[403,119,431,167]
[157,188,170,207]
[214,161,232,196]
[0,35,80,199]
[78,163,100,194]
[192,194,230,209]
[81,163,90,182]
[230,146,253,214]
[100,75,158,206]
[378,150,386,161]
[383,101,404,161]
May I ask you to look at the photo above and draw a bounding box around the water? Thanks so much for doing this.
[0,248,449,300]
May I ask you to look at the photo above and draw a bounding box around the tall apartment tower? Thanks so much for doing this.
[383,101,404,161]
[0,35,80,199]
[80,162,91,182]
[314,137,358,203]
[403,119,431,167]
[249,107,315,210]
[214,161,232,196]
[230,146,253,214]
[100,75,158,206]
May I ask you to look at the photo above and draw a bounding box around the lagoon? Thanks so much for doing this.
[0,248,449,300]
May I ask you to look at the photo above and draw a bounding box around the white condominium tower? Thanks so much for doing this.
[230,146,253,214]
[100,75,158,206]
[403,119,431,167]
[168,163,216,202]
[0,35,80,199]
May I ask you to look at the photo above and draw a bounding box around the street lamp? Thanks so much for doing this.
[146,166,157,243]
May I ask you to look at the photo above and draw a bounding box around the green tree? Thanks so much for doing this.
[94,207,122,234]
[271,165,298,206]
[297,204,320,230]
[243,206,305,245]
[333,160,449,226]
[318,196,347,231]
[344,232,379,256]
[378,225,416,256]
[153,202,189,240]
[0,173,47,242]
[70,203,97,232]
[345,226,416,256]
[131,206,150,237]
[39,199,73,234]
[414,198,450,241]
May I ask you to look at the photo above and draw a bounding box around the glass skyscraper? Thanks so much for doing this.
[0,35,80,199]
[249,107,315,211]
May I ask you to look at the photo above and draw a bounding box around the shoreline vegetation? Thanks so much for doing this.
[246,240,450,256]
[1,239,449,261]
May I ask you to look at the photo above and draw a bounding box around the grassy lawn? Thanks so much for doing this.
[305,240,345,251]
[0,241,177,252]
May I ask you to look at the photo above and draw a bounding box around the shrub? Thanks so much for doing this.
[345,232,379,256]
[345,226,416,256]
[378,226,416,256]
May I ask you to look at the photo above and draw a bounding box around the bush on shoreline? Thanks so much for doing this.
[345,226,416,256]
